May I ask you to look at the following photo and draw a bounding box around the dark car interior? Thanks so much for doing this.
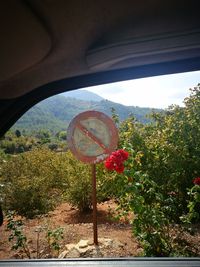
[0,0,200,265]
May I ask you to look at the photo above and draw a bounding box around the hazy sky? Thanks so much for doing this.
[83,70,200,108]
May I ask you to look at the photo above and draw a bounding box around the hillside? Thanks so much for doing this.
[12,91,160,134]
[61,89,104,102]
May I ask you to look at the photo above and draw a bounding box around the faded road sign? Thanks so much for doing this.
[67,111,118,163]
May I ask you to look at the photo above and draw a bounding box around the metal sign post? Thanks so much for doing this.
[91,164,98,245]
[67,111,118,246]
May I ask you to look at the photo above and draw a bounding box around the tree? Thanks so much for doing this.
[15,129,21,138]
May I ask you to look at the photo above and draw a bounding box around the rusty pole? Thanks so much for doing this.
[91,163,98,245]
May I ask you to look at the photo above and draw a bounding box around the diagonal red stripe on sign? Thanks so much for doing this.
[76,121,109,153]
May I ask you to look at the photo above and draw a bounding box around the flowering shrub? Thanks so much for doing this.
[181,177,200,224]
[193,177,200,185]
[104,149,129,173]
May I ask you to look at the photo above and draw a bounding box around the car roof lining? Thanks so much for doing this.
[1,0,200,99]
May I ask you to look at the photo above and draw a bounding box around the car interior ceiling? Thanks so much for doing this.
[0,0,200,138]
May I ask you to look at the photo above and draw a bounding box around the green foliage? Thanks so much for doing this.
[112,154,196,256]
[118,170,172,256]
[46,227,64,256]
[63,154,93,212]
[150,86,200,215]
[57,131,67,141]
[11,98,66,134]
[0,131,38,154]
[0,148,69,218]
[6,211,31,258]
[107,84,200,256]
[117,84,200,220]
[35,130,51,144]
[59,153,119,212]
[0,147,108,216]
[6,211,64,258]
[0,130,69,155]
[15,130,21,138]
[181,184,200,224]
[96,163,125,201]
[48,143,59,151]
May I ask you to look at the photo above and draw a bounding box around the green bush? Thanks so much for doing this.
[58,152,115,212]
[114,84,200,221]
[63,153,121,212]
[63,154,120,212]
[63,154,93,212]
[0,147,108,216]
[0,148,69,218]
[106,85,200,256]
[0,131,38,154]
[181,182,200,224]
[119,169,172,256]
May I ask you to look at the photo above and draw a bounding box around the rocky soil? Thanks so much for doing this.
[0,200,142,259]
[1,200,200,259]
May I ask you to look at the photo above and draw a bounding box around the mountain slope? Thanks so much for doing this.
[12,92,160,134]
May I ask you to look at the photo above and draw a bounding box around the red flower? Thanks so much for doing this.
[104,149,129,173]
[193,177,200,185]
[115,163,125,173]
[118,149,129,161]
[104,159,114,170]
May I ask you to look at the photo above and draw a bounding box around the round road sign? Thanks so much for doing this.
[67,111,118,163]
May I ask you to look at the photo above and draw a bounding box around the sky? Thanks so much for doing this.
[83,70,200,109]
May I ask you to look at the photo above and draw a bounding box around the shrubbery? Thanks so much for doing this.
[0,148,69,218]
[181,179,200,224]
[0,148,109,217]
[0,131,38,154]
[62,154,112,212]
[105,84,200,256]
[62,155,93,212]
[115,84,200,219]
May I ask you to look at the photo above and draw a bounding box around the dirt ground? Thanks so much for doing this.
[0,200,142,259]
[1,200,200,259]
